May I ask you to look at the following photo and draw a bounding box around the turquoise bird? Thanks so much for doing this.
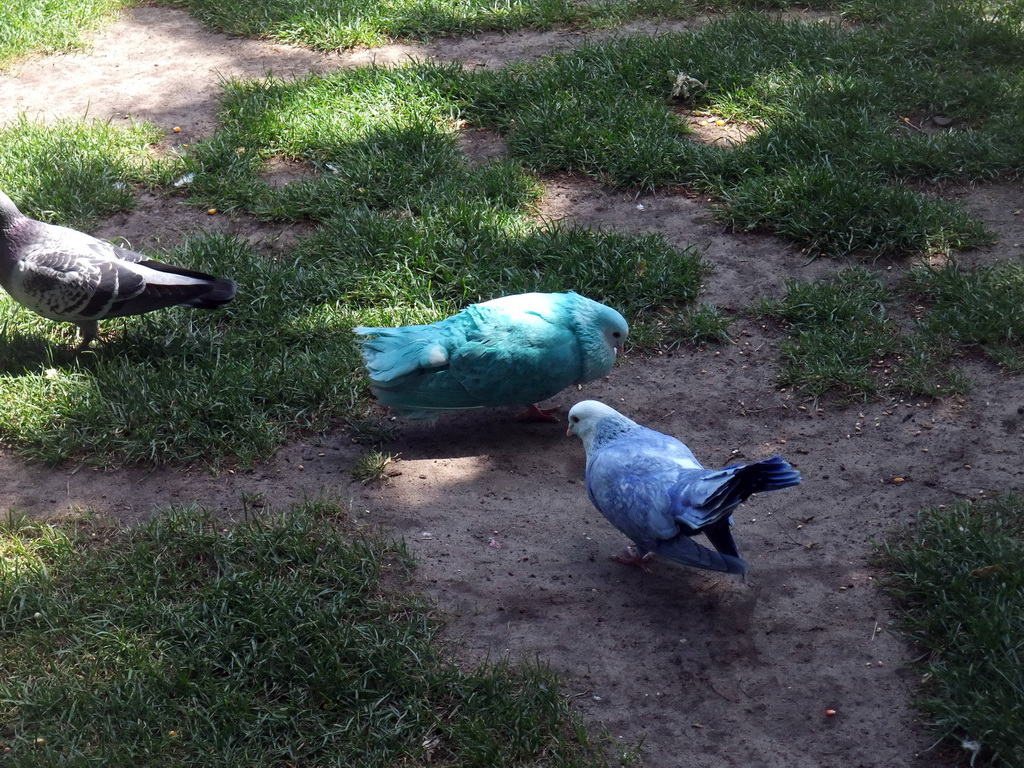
[354,292,628,421]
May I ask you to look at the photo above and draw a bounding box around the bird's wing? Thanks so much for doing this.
[586,436,699,545]
[650,528,747,574]
[587,446,749,574]
[15,241,145,320]
[698,516,741,559]
[19,230,231,322]
[583,425,751,574]
[352,301,552,384]
[449,307,580,397]
[353,323,452,382]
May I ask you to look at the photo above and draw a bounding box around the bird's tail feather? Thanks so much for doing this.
[651,535,748,575]
[673,455,800,529]
[353,326,449,383]
[181,278,237,308]
[704,455,800,508]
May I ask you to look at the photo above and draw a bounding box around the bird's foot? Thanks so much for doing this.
[610,547,655,572]
[514,404,561,423]
[75,322,99,352]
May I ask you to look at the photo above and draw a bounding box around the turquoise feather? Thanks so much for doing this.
[354,292,628,419]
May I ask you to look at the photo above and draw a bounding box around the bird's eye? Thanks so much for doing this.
[570,415,580,423]
[612,331,622,338]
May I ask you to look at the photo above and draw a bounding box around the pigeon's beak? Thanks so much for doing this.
[566,424,574,437]
[615,342,625,358]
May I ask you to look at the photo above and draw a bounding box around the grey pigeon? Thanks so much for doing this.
[354,292,628,422]
[0,189,236,348]
[567,400,801,575]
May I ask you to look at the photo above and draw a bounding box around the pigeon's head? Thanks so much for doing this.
[0,190,24,230]
[599,307,629,360]
[570,294,628,380]
[566,399,625,444]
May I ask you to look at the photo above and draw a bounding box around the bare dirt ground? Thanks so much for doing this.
[3,7,1023,766]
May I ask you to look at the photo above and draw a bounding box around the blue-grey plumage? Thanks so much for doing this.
[0,189,236,349]
[567,400,801,575]
[353,292,628,421]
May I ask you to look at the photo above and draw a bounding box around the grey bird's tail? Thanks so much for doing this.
[182,277,237,308]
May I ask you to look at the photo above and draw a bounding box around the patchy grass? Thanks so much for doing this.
[877,495,1024,768]
[163,0,581,48]
[755,268,948,400]
[663,304,735,346]
[0,0,132,69]
[0,501,607,767]
[760,263,1024,401]
[758,268,905,398]
[5,0,1024,257]
[352,450,399,483]
[158,0,814,51]
[463,9,1018,255]
[157,6,1021,260]
[0,0,837,61]
[907,261,1024,373]
[0,116,163,229]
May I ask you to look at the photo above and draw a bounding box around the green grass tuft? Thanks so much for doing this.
[714,164,993,256]
[0,0,132,69]
[877,495,1024,768]
[758,267,902,398]
[907,261,1024,373]
[0,502,608,767]
[663,304,735,347]
[757,267,975,400]
[352,450,399,482]
[0,116,163,230]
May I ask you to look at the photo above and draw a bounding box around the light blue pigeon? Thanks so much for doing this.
[0,189,236,349]
[354,292,628,421]
[567,400,800,575]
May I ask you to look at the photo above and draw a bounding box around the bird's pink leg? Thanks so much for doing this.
[514,404,561,423]
[610,546,656,572]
